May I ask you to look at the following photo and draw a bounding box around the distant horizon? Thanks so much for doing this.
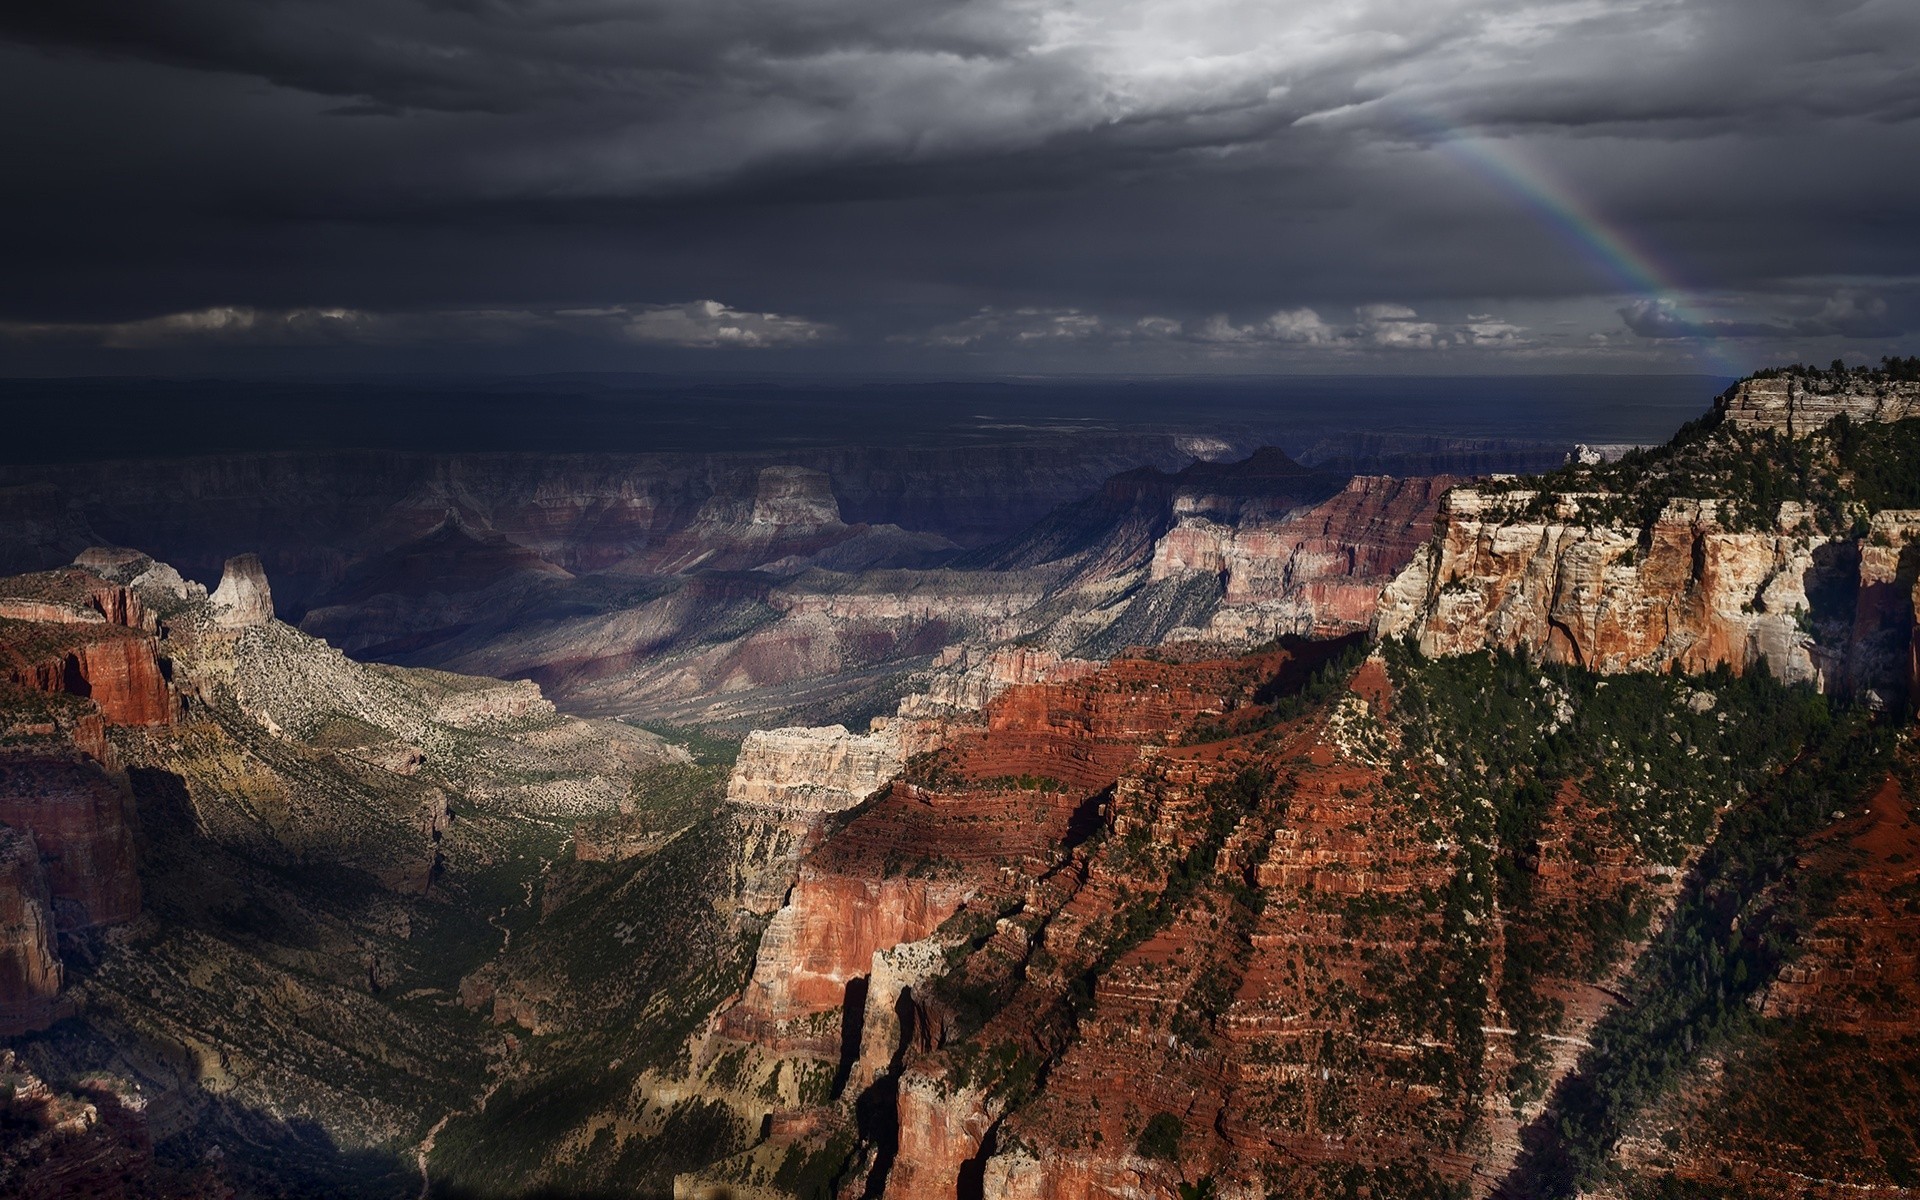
[0,372,1735,466]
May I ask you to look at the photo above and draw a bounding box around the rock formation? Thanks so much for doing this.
[0,752,141,930]
[1376,490,1838,683]
[1719,374,1920,435]
[0,825,62,1036]
[1154,473,1453,643]
[2,628,177,728]
[0,565,179,726]
[1376,400,1920,707]
[208,552,274,627]
[412,450,1450,730]
[726,724,904,813]
[0,1051,167,1200]
[0,548,687,1196]
[667,635,1803,1200]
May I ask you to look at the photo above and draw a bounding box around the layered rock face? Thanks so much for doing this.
[0,753,141,930]
[1153,474,1453,642]
[685,649,1284,1191]
[1377,490,1920,703]
[62,634,177,727]
[208,552,274,627]
[716,644,1107,921]
[723,723,910,918]
[1,629,176,728]
[1719,375,1920,435]
[441,450,1447,730]
[1850,510,1920,708]
[2,426,1552,735]
[727,724,904,813]
[0,825,61,1036]
[1378,491,1822,679]
[1,436,1217,603]
[674,638,1796,1200]
[0,566,179,727]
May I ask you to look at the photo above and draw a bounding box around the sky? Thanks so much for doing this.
[2,0,1916,376]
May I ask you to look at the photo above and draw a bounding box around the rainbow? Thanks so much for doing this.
[1402,113,1746,375]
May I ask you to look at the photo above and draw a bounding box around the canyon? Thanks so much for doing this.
[0,428,1562,734]
[3,365,1919,1200]
[616,367,1920,1200]
[0,549,686,1195]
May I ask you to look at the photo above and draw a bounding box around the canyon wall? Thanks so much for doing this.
[1153,473,1453,642]
[1719,375,1920,436]
[0,825,61,1036]
[719,646,1099,920]
[0,753,141,930]
[1376,489,1920,704]
[0,567,179,728]
[0,437,1219,602]
[673,638,1759,1200]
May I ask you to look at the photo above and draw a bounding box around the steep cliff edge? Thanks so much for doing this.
[0,753,141,931]
[0,827,61,1036]
[1719,373,1920,436]
[1380,365,1920,708]
[0,565,180,727]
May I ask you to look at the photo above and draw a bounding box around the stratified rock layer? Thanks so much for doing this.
[1377,490,1920,703]
[0,753,141,930]
[1719,375,1920,435]
[1155,473,1453,642]
[0,825,61,1036]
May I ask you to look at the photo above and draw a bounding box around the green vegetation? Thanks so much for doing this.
[1378,638,1869,1139]
[1751,355,1920,384]
[427,764,760,1197]
[770,1129,856,1200]
[631,720,743,767]
[1137,1111,1184,1161]
[1482,375,1920,535]
[1518,702,1894,1196]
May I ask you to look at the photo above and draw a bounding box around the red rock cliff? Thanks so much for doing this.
[0,825,62,1036]
[0,753,141,930]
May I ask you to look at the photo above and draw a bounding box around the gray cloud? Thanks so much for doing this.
[908,302,1543,357]
[1,0,1916,371]
[1620,288,1909,341]
[0,300,833,349]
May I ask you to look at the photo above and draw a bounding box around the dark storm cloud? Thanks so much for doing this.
[2,0,1917,372]
[1620,289,1911,341]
